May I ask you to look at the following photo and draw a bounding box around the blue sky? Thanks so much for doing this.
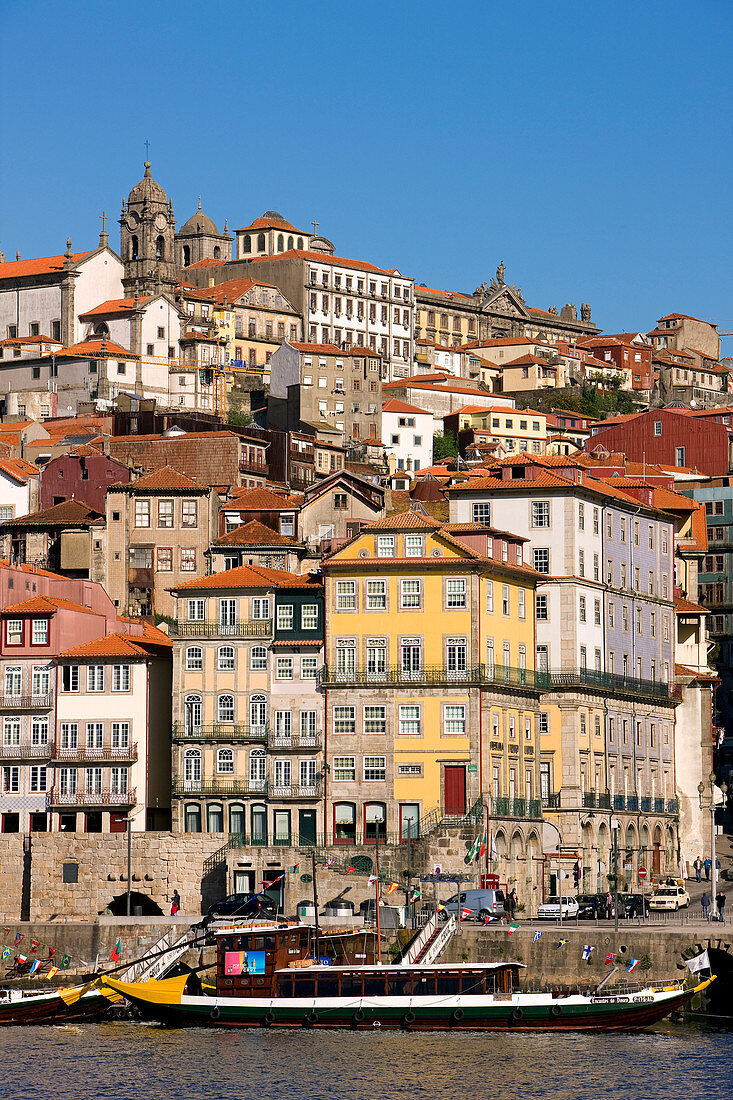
[1,0,732,344]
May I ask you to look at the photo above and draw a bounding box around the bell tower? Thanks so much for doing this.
[119,162,176,296]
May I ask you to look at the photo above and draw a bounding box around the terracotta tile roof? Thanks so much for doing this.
[382,398,432,415]
[63,338,134,358]
[57,633,150,659]
[270,638,323,648]
[248,249,405,278]
[414,285,475,303]
[179,332,222,343]
[0,558,64,579]
[172,563,316,591]
[658,313,716,326]
[79,296,152,318]
[0,251,93,280]
[0,457,40,483]
[226,486,303,510]
[363,510,442,531]
[383,378,496,397]
[675,595,707,615]
[504,352,556,367]
[0,594,98,616]
[196,278,283,305]
[237,215,299,233]
[214,520,298,547]
[1,498,102,526]
[185,258,221,269]
[111,465,204,492]
[0,335,62,348]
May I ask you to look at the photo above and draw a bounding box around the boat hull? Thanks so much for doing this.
[0,989,114,1026]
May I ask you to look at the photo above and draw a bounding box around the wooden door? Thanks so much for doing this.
[444,766,466,815]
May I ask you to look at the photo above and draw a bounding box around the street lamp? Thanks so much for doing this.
[125,810,141,917]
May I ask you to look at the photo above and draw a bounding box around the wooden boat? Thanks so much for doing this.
[101,919,713,1032]
[0,981,119,1025]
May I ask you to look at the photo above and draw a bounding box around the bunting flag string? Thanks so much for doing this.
[605,952,616,965]
[532,931,543,943]
[483,914,497,925]
[29,959,42,976]
[582,945,594,960]
[460,907,474,921]
[110,939,121,964]
[625,958,640,972]
[556,939,568,949]
[14,933,23,945]
[30,939,39,953]
[507,923,519,935]
[386,882,399,894]
[47,966,60,980]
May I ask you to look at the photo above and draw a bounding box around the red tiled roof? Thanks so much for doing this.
[237,215,299,233]
[184,258,221,269]
[214,520,298,547]
[197,277,282,304]
[675,595,707,615]
[226,486,303,510]
[1,498,102,526]
[658,313,717,327]
[79,296,152,318]
[363,511,441,531]
[57,633,150,659]
[415,285,475,303]
[64,339,134,358]
[382,398,432,415]
[172,563,316,591]
[0,594,99,616]
[0,457,39,483]
[0,335,62,348]
[0,251,93,280]
[248,249,405,278]
[111,465,204,492]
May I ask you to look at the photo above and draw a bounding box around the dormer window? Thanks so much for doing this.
[32,619,49,645]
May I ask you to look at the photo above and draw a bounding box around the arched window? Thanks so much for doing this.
[185,646,203,671]
[218,694,235,723]
[250,694,267,730]
[287,235,294,249]
[213,245,221,260]
[155,235,165,261]
[217,748,234,773]
[297,237,304,249]
[130,235,138,261]
[184,694,202,734]
[183,748,201,788]
[257,233,266,252]
[184,803,201,833]
[217,645,235,670]
[277,234,284,251]
[207,803,224,832]
[183,245,191,266]
[4,666,21,695]
[243,235,252,254]
[365,802,387,842]
[229,803,245,835]
[334,803,356,844]
[251,802,267,843]
[249,747,266,784]
[250,646,267,670]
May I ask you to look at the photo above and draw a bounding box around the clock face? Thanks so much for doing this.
[126,211,139,230]
[155,213,168,230]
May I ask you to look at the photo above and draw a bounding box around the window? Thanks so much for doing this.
[111,723,129,749]
[366,580,386,610]
[578,549,585,577]
[156,547,173,572]
[31,717,48,746]
[181,500,198,528]
[32,619,48,645]
[158,499,173,528]
[399,705,421,737]
[654,420,662,436]
[251,597,270,620]
[6,620,22,645]
[472,503,491,525]
[333,756,356,781]
[531,501,550,527]
[578,504,584,530]
[443,705,466,736]
[538,712,549,735]
[4,666,21,696]
[486,581,494,613]
[277,604,294,630]
[3,718,20,746]
[187,598,205,621]
[535,593,548,620]
[301,604,319,630]
[301,656,318,679]
[218,695,235,723]
[134,499,150,527]
[377,536,395,558]
[112,665,130,692]
[336,581,356,610]
[446,578,466,608]
[180,548,196,571]
[518,589,526,620]
[533,548,549,573]
[364,705,386,734]
[2,766,20,793]
[60,723,78,749]
[87,665,104,692]
[405,535,423,557]
[400,579,421,608]
[276,657,293,679]
[502,584,510,616]
[333,707,356,735]
[30,766,47,793]
[62,665,79,692]
[250,646,267,670]
[364,756,387,781]
[594,599,601,625]
[579,596,586,622]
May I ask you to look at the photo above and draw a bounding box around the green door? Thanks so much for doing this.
[299,809,316,846]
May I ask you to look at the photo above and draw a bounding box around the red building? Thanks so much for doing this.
[39,445,131,514]
[577,335,653,390]
[587,407,732,476]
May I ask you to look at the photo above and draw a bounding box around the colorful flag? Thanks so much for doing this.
[483,914,496,925]
[507,923,519,935]
[460,907,474,921]
[605,952,615,965]
[323,858,335,868]
[625,958,640,973]
[60,955,71,970]
[30,959,42,976]
[556,939,568,949]
[260,879,273,888]
[582,945,594,960]
[288,862,301,873]
[478,833,487,859]
[532,931,543,943]
[436,903,446,913]
[110,939,121,964]
[30,940,39,953]
[47,947,56,959]
[467,835,481,861]
[14,933,23,945]
[47,966,60,980]
[386,882,399,894]
[1,947,11,960]
[411,888,422,900]
[17,953,28,965]
[344,866,357,874]
[3,927,8,936]
[368,875,378,886]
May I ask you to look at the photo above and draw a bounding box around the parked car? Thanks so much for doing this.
[207,893,278,918]
[577,894,607,920]
[619,893,651,918]
[439,889,506,922]
[648,884,690,911]
[721,867,733,882]
[537,896,580,920]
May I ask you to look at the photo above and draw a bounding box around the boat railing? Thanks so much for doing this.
[400,912,439,966]
[119,927,201,984]
[420,914,458,965]
[520,977,688,996]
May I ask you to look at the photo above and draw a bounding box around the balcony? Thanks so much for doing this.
[582,792,612,810]
[268,732,322,751]
[52,742,138,763]
[488,796,542,820]
[48,787,136,808]
[238,458,269,476]
[268,780,322,800]
[318,664,488,687]
[169,619,272,639]
[0,740,51,759]
[171,778,268,797]
[542,793,561,809]
[0,693,53,710]
[485,665,674,702]
[171,723,269,743]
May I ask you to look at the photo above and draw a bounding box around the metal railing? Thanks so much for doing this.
[48,787,136,807]
[0,693,53,710]
[171,778,268,796]
[268,781,322,800]
[318,664,489,686]
[52,742,138,762]
[0,740,51,759]
[268,732,322,751]
[169,619,272,638]
[238,459,269,475]
[542,793,561,809]
[171,723,269,742]
[582,792,612,810]
[488,796,542,819]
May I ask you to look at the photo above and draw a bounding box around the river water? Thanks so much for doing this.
[4,1020,731,1100]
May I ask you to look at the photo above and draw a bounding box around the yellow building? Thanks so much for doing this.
[452,405,547,455]
[321,508,542,856]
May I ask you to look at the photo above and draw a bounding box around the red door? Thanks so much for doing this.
[444,766,466,815]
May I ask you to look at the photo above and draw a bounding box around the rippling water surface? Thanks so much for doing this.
[5,1021,732,1100]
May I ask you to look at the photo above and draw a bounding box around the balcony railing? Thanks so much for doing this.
[171,778,268,797]
[169,619,272,638]
[268,781,322,800]
[172,723,269,742]
[48,787,136,807]
[0,740,51,759]
[542,792,561,809]
[0,693,53,710]
[268,732,322,751]
[238,459,269,475]
[485,665,673,701]
[583,792,612,810]
[318,664,489,687]
[488,796,542,819]
[52,742,138,762]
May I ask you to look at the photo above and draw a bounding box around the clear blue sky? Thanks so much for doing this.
[2,0,732,345]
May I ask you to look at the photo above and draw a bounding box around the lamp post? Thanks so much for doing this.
[125,810,141,917]
[699,773,728,918]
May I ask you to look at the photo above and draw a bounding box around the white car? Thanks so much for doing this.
[648,885,690,911]
[537,896,580,920]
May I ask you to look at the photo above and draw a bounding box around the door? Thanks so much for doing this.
[299,809,316,846]
[444,765,466,815]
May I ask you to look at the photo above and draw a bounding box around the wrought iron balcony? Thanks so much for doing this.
[169,618,272,638]
[268,732,322,751]
[171,778,268,797]
[485,665,673,701]
[488,796,542,819]
[171,723,269,742]
[582,792,612,810]
[48,787,136,807]
[0,740,51,759]
[268,781,322,800]
[318,664,488,687]
[52,742,138,763]
[238,458,269,475]
[0,693,53,710]
[542,792,561,809]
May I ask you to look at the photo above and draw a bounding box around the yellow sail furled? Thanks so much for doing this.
[102,973,189,1006]
[58,978,99,1006]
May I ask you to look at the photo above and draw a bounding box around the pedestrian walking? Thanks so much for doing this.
[508,888,518,920]
[701,892,710,920]
[170,889,181,916]
[716,891,726,923]
[704,857,711,881]
[694,857,702,883]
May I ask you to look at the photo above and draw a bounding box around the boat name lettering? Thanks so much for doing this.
[632,996,654,1003]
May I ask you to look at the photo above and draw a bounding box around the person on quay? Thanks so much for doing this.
[716,891,726,923]
[704,857,712,881]
[171,890,181,916]
[694,857,702,883]
[701,892,710,920]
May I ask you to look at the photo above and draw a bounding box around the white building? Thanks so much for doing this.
[381,399,434,477]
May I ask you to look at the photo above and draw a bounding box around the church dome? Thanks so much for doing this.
[127,162,168,205]
[180,199,220,236]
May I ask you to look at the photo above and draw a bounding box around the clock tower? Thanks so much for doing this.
[119,161,176,295]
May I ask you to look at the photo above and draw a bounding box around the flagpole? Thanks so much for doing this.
[311,851,320,963]
[374,843,382,965]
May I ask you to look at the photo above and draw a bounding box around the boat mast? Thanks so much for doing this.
[374,842,382,965]
[311,851,320,962]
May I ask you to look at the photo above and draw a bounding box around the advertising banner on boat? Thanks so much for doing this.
[224,950,266,976]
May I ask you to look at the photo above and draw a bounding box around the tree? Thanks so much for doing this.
[227,406,252,427]
[433,431,459,461]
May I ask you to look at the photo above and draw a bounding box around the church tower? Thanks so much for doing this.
[119,162,176,296]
